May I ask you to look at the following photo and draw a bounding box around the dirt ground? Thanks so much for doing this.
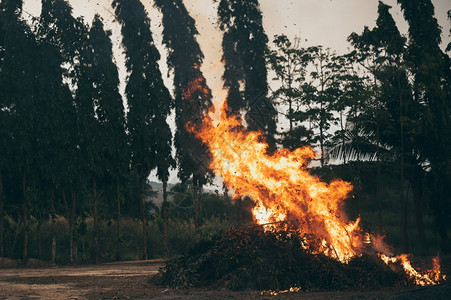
[0,259,448,299]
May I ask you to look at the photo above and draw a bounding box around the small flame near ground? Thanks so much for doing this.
[261,286,302,296]
[186,86,446,286]
[378,254,445,286]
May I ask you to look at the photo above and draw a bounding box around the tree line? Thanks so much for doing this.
[0,0,274,263]
[0,0,449,263]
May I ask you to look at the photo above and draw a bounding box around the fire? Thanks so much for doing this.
[191,103,362,263]
[379,254,445,286]
[186,82,445,286]
[263,286,302,296]
[252,202,286,226]
[181,63,213,113]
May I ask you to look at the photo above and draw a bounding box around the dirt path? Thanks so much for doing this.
[0,260,442,299]
[0,260,165,299]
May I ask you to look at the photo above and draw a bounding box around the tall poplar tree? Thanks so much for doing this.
[40,0,84,69]
[397,0,451,253]
[74,16,105,264]
[0,0,39,260]
[374,1,415,253]
[216,0,277,152]
[33,25,78,264]
[113,0,173,259]
[39,0,87,263]
[154,0,213,242]
[75,14,128,262]
[88,15,129,260]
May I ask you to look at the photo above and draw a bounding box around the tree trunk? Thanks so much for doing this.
[340,112,346,165]
[398,76,409,253]
[376,126,383,231]
[22,173,28,262]
[319,57,326,168]
[93,179,99,264]
[162,180,170,258]
[38,222,42,260]
[193,178,200,243]
[116,183,121,260]
[10,221,19,258]
[70,185,77,264]
[62,188,69,217]
[61,188,71,262]
[51,190,56,264]
[411,170,427,254]
[431,170,451,253]
[438,228,451,254]
[400,138,409,253]
[319,117,325,168]
[0,171,4,257]
[287,51,293,135]
[373,77,383,231]
[141,179,147,260]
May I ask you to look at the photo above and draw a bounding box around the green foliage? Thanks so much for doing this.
[311,163,443,254]
[267,34,314,150]
[75,13,128,210]
[154,0,212,185]
[303,46,347,166]
[39,0,85,66]
[216,0,278,152]
[0,189,244,263]
[397,0,451,252]
[113,0,174,259]
[112,0,172,182]
[0,0,38,177]
[343,2,433,253]
[338,1,411,165]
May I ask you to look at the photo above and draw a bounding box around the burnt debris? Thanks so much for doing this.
[153,227,411,291]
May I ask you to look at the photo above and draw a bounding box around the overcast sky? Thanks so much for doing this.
[22,0,451,184]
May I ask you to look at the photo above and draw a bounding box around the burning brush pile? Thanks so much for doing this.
[155,102,446,291]
[155,227,409,291]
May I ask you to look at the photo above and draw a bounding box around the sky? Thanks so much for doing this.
[22,0,451,184]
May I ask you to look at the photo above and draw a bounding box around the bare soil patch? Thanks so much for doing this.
[0,259,446,299]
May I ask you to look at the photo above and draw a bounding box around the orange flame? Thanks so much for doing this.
[379,254,445,286]
[186,78,445,285]
[181,63,214,115]
[183,76,211,102]
[192,103,362,263]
